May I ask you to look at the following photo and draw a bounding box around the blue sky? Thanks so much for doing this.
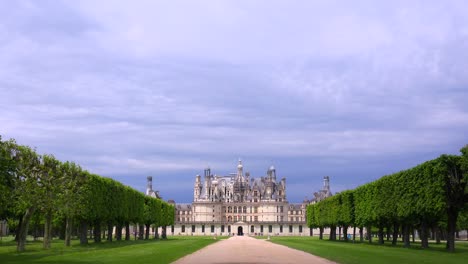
[1,0,467,203]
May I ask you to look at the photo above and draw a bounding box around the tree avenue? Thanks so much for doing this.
[0,136,175,252]
[307,145,468,252]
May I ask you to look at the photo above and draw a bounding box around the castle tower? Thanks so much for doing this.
[146,176,153,196]
[194,175,202,201]
[204,167,211,200]
[236,159,244,181]
[323,176,331,196]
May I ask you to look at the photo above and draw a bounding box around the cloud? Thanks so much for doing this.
[1,0,467,202]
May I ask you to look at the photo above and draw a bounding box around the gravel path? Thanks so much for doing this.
[172,236,336,264]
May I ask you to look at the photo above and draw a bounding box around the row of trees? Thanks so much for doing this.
[0,136,174,251]
[307,146,468,252]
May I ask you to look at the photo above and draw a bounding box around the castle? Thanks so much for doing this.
[150,160,332,236]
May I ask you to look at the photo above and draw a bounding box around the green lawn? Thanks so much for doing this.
[0,236,220,264]
[267,236,468,264]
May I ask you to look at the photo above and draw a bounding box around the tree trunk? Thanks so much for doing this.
[446,209,458,252]
[138,224,144,240]
[107,222,113,242]
[155,226,159,239]
[15,217,23,242]
[162,226,167,239]
[115,223,122,241]
[17,207,35,252]
[43,211,53,249]
[359,227,363,242]
[386,226,391,241]
[145,224,150,240]
[367,225,372,243]
[329,226,336,241]
[392,223,399,246]
[338,226,342,240]
[403,224,410,248]
[353,226,356,242]
[343,226,348,241]
[93,222,101,243]
[420,221,429,248]
[412,228,415,243]
[65,217,72,246]
[435,226,441,244]
[125,222,130,241]
[319,227,323,240]
[309,227,313,237]
[378,225,384,244]
[79,220,88,245]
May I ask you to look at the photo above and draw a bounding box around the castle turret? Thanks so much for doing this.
[194,175,202,201]
[204,167,211,200]
[146,176,153,196]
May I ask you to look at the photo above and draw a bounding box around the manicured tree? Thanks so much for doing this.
[143,197,158,240]
[59,161,86,246]
[75,170,92,245]
[437,148,467,252]
[114,184,128,241]
[126,188,145,240]
[372,175,399,245]
[314,203,326,239]
[354,184,375,243]
[153,198,162,239]
[39,154,62,249]
[0,137,17,221]
[306,204,318,236]
[161,202,174,239]
[338,190,354,242]
[12,145,42,252]
[457,206,468,241]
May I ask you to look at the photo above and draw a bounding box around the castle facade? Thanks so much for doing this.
[152,160,332,236]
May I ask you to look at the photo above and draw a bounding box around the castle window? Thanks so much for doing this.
[228,225,231,233]
[289,225,293,233]
[243,216,246,221]
[171,225,175,233]
[260,225,264,233]
[234,207,237,213]
[211,225,215,233]
[181,225,185,233]
[299,225,303,233]
[254,191,258,196]
[228,206,232,213]
[221,225,225,233]
[243,206,247,213]
[191,225,195,232]
[254,216,258,222]
[268,225,272,233]
[251,225,254,233]
[280,206,283,213]
[228,216,232,222]
[202,225,205,233]
[280,225,283,233]
[254,207,258,213]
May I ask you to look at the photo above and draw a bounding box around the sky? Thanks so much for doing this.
[1,0,467,203]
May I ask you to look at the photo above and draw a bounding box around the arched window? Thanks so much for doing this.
[228,206,232,213]
[243,206,247,213]
[234,207,238,213]
[228,216,232,222]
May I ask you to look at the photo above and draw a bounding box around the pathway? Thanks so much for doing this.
[172,236,336,264]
